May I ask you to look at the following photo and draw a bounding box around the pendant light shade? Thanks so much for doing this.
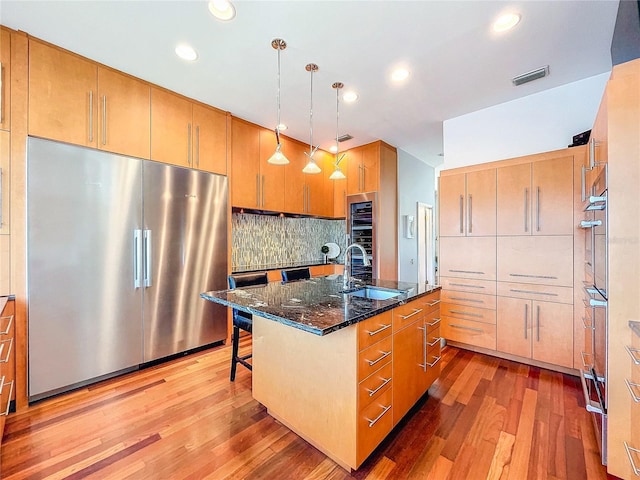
[268,38,289,165]
[329,82,346,180]
[302,63,321,174]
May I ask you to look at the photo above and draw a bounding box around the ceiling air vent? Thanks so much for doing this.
[512,65,549,86]
[337,134,353,142]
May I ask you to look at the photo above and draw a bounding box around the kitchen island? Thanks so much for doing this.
[201,276,441,471]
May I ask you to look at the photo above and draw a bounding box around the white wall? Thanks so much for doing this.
[442,72,610,170]
[397,150,435,283]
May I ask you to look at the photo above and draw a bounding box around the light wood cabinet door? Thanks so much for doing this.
[192,104,227,175]
[0,235,9,295]
[259,129,285,212]
[231,119,260,208]
[283,140,306,214]
[346,148,363,195]
[497,296,531,358]
[393,320,423,424]
[0,29,10,131]
[97,67,150,159]
[333,155,347,218]
[29,40,98,147]
[439,236,496,281]
[305,169,324,216]
[320,151,335,217]
[497,162,531,235]
[361,143,379,193]
[150,88,192,167]
[439,173,466,236]
[532,301,573,367]
[0,131,9,234]
[532,156,574,235]
[466,169,496,236]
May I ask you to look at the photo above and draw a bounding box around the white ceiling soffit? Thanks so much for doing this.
[1,1,619,166]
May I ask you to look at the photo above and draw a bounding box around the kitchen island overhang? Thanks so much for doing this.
[201,276,442,471]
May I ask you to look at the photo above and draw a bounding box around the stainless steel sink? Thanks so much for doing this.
[347,286,404,300]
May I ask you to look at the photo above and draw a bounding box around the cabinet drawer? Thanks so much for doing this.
[497,282,573,304]
[418,290,441,313]
[357,386,393,464]
[427,328,441,356]
[442,318,496,350]
[358,362,392,410]
[439,236,496,281]
[497,236,573,286]
[0,376,12,416]
[393,300,424,331]
[440,277,497,295]
[425,309,441,333]
[358,336,393,382]
[358,311,393,350]
[441,303,496,324]
[442,289,496,310]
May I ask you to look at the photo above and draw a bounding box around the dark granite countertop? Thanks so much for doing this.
[201,276,440,336]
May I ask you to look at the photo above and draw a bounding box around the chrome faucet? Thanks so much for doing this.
[343,243,371,290]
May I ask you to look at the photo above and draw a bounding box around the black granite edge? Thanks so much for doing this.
[232,261,343,275]
[630,320,640,339]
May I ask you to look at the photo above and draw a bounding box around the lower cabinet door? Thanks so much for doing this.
[531,301,573,368]
[392,320,423,424]
[497,296,532,358]
[357,385,393,466]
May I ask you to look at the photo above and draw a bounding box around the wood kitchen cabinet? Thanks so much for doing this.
[346,142,380,195]
[231,118,260,209]
[0,28,11,132]
[439,169,496,237]
[284,140,306,214]
[192,103,227,175]
[439,236,496,281]
[497,296,573,368]
[497,155,574,235]
[151,88,192,167]
[0,131,9,235]
[258,129,285,212]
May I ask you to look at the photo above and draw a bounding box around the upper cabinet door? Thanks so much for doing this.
[230,118,260,209]
[361,143,380,193]
[97,67,150,159]
[532,156,574,235]
[283,140,306,214]
[29,40,98,147]
[320,151,336,218]
[192,104,227,175]
[439,173,466,236]
[259,129,285,212]
[346,148,363,195]
[0,29,11,132]
[466,169,496,236]
[497,163,531,236]
[151,87,192,167]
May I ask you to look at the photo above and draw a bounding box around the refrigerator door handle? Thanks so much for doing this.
[134,229,142,288]
[144,229,152,287]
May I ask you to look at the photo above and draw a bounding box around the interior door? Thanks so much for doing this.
[142,161,228,362]
[27,137,143,400]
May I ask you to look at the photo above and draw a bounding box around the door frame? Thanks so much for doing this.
[417,202,435,285]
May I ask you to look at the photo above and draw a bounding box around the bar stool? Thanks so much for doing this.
[281,267,311,282]
[228,272,268,381]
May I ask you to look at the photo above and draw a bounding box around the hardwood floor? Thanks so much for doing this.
[1,338,616,479]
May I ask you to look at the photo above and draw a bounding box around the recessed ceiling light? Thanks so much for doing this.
[175,43,198,61]
[343,91,358,103]
[493,13,521,32]
[391,68,410,82]
[329,145,338,154]
[277,123,288,131]
[208,0,236,21]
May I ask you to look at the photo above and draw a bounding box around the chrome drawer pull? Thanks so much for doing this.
[424,299,441,307]
[581,316,595,330]
[427,355,441,368]
[580,351,593,369]
[0,380,13,416]
[366,323,392,336]
[0,315,12,335]
[579,220,602,228]
[366,350,391,367]
[366,377,391,397]
[0,338,12,363]
[448,309,483,318]
[509,273,557,280]
[449,283,485,289]
[625,379,640,403]
[579,370,604,414]
[427,337,441,347]
[450,269,485,275]
[367,404,391,428]
[449,297,483,303]
[625,345,640,365]
[449,323,483,333]
[510,289,558,297]
[624,442,640,476]
[399,308,423,320]
[426,317,441,327]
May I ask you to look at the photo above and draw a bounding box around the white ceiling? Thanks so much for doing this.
[0,1,620,166]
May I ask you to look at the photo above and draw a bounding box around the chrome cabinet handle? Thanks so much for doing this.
[524,303,528,339]
[0,315,12,335]
[536,186,541,231]
[144,229,152,287]
[0,62,3,123]
[536,304,540,341]
[187,124,192,166]
[625,379,640,403]
[459,195,464,234]
[427,355,441,368]
[589,137,597,169]
[426,317,441,327]
[449,269,485,275]
[509,273,557,280]
[467,194,472,234]
[0,338,12,363]
[624,442,640,476]
[366,323,392,336]
[579,370,604,414]
[581,165,587,202]
[449,283,485,289]
[449,323,483,333]
[449,296,482,303]
[102,95,107,145]
[424,299,441,307]
[510,288,558,297]
[580,220,602,228]
[524,188,529,232]
[0,380,13,416]
[89,90,94,142]
[262,175,265,207]
[366,350,391,366]
[626,345,640,365]
[367,404,391,428]
[399,308,423,320]
[255,174,260,207]
[581,315,595,330]
[448,309,483,318]
[366,376,391,397]
[195,126,200,168]
[580,351,593,369]
[427,336,441,347]
[418,325,427,371]
[133,229,142,288]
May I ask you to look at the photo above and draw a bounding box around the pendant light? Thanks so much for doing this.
[302,63,322,174]
[267,38,289,165]
[329,82,347,180]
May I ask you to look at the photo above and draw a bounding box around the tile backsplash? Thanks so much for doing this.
[232,213,347,272]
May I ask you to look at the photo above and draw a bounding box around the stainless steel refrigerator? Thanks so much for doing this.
[27,137,228,401]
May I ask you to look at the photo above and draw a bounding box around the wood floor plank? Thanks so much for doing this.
[424,455,453,480]
[486,430,516,480]
[506,387,537,480]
